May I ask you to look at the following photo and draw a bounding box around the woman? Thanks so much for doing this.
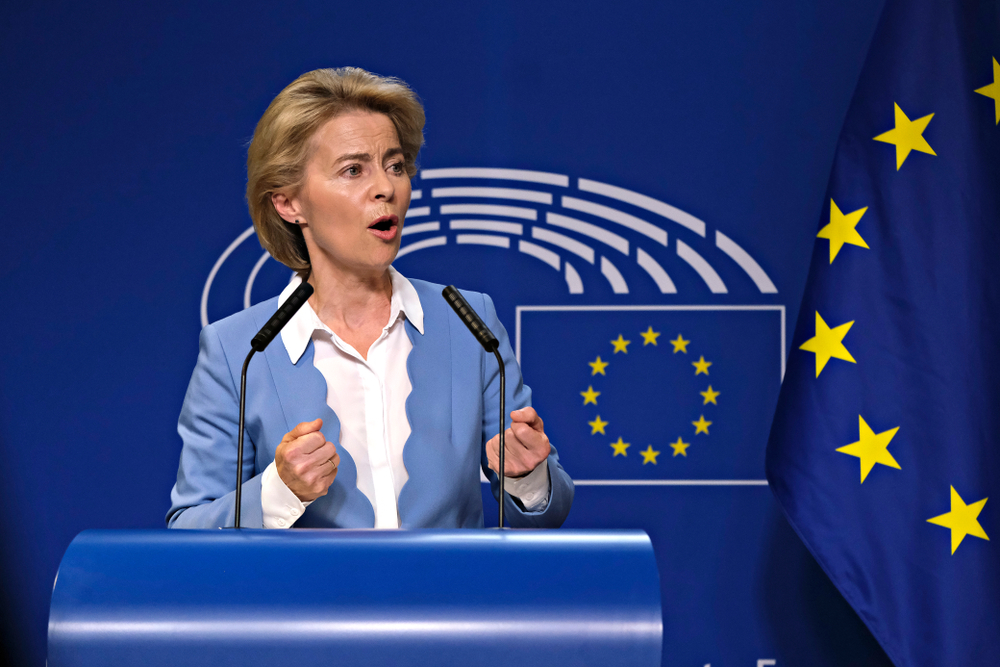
[167,68,574,529]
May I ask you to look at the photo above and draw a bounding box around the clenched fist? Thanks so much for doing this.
[485,407,551,478]
[275,418,340,502]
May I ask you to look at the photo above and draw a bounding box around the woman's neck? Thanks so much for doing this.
[305,263,393,359]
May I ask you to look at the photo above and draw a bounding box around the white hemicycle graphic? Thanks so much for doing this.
[201,167,777,326]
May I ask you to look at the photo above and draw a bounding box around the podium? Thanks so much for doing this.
[49,529,662,666]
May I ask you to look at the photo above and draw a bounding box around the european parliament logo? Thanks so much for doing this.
[201,167,783,483]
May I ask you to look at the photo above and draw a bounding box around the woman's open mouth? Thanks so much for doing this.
[368,215,399,240]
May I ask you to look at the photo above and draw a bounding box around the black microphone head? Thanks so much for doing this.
[250,281,315,352]
[442,285,499,352]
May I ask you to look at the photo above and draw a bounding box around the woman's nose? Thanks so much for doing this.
[371,169,394,201]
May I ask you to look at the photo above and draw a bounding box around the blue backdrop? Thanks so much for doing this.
[0,1,894,664]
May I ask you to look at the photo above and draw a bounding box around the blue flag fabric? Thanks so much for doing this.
[766,1,1000,665]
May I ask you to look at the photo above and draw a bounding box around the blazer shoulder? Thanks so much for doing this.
[407,277,447,300]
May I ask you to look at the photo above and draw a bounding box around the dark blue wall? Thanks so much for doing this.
[0,1,891,664]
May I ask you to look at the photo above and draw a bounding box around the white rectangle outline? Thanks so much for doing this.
[513,304,786,488]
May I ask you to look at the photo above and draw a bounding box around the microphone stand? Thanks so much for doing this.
[234,349,256,529]
[493,348,506,529]
[232,279,314,529]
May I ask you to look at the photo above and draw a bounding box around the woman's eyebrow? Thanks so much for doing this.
[333,151,373,163]
[333,147,404,164]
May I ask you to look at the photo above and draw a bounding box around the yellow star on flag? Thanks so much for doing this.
[799,311,856,377]
[580,385,600,405]
[588,415,609,435]
[640,445,660,464]
[692,415,712,434]
[700,385,720,405]
[692,356,712,375]
[640,326,661,346]
[927,486,990,554]
[836,415,901,483]
[610,437,630,457]
[588,356,609,376]
[817,199,869,263]
[974,57,1000,124]
[610,334,631,354]
[669,334,690,353]
[669,437,690,457]
[873,102,936,170]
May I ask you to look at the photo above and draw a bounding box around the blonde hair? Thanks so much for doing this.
[246,67,425,271]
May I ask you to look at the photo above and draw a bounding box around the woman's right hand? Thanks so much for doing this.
[274,418,339,502]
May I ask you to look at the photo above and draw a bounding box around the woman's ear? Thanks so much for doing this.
[272,191,303,224]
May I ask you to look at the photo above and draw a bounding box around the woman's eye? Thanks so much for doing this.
[389,162,404,174]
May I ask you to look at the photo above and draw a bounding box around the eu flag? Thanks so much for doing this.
[766,1,1000,665]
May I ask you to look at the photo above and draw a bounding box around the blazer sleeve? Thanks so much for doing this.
[166,323,264,529]
[476,292,575,528]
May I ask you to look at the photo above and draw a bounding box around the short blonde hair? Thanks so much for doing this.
[246,67,425,271]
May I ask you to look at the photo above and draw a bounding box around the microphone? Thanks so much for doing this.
[233,280,314,528]
[251,281,315,351]
[442,286,498,352]
[442,286,507,529]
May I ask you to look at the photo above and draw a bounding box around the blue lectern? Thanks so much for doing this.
[49,529,662,666]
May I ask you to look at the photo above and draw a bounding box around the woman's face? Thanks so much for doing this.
[286,110,412,280]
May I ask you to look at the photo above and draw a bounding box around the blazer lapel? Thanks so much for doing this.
[397,289,457,526]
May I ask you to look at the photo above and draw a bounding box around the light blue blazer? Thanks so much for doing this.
[167,279,574,529]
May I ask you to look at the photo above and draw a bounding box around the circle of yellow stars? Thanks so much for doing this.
[796,65,999,555]
[579,326,720,466]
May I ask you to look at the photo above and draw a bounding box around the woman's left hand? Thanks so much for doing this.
[485,406,551,478]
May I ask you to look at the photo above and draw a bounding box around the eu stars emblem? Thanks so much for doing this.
[518,307,782,481]
[575,325,722,468]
